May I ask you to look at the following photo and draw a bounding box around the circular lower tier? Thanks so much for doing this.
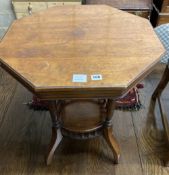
[60,100,106,133]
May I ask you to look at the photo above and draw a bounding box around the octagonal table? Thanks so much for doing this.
[0,5,165,165]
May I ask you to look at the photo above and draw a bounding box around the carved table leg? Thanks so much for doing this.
[104,99,120,164]
[46,100,63,165]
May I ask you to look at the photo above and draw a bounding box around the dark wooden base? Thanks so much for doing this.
[46,99,120,165]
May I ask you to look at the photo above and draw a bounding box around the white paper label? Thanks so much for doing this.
[91,74,102,80]
[72,74,87,82]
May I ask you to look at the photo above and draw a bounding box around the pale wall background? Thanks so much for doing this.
[0,0,15,39]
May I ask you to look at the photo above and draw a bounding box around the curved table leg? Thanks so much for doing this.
[103,99,120,164]
[104,127,120,164]
[46,100,63,165]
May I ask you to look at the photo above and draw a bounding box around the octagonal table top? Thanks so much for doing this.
[0,5,165,99]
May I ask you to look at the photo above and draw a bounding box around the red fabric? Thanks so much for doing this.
[115,83,143,110]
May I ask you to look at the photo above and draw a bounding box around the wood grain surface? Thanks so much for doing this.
[0,68,17,126]
[0,5,165,99]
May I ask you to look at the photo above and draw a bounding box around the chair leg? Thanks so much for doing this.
[151,65,169,166]
[152,65,169,100]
